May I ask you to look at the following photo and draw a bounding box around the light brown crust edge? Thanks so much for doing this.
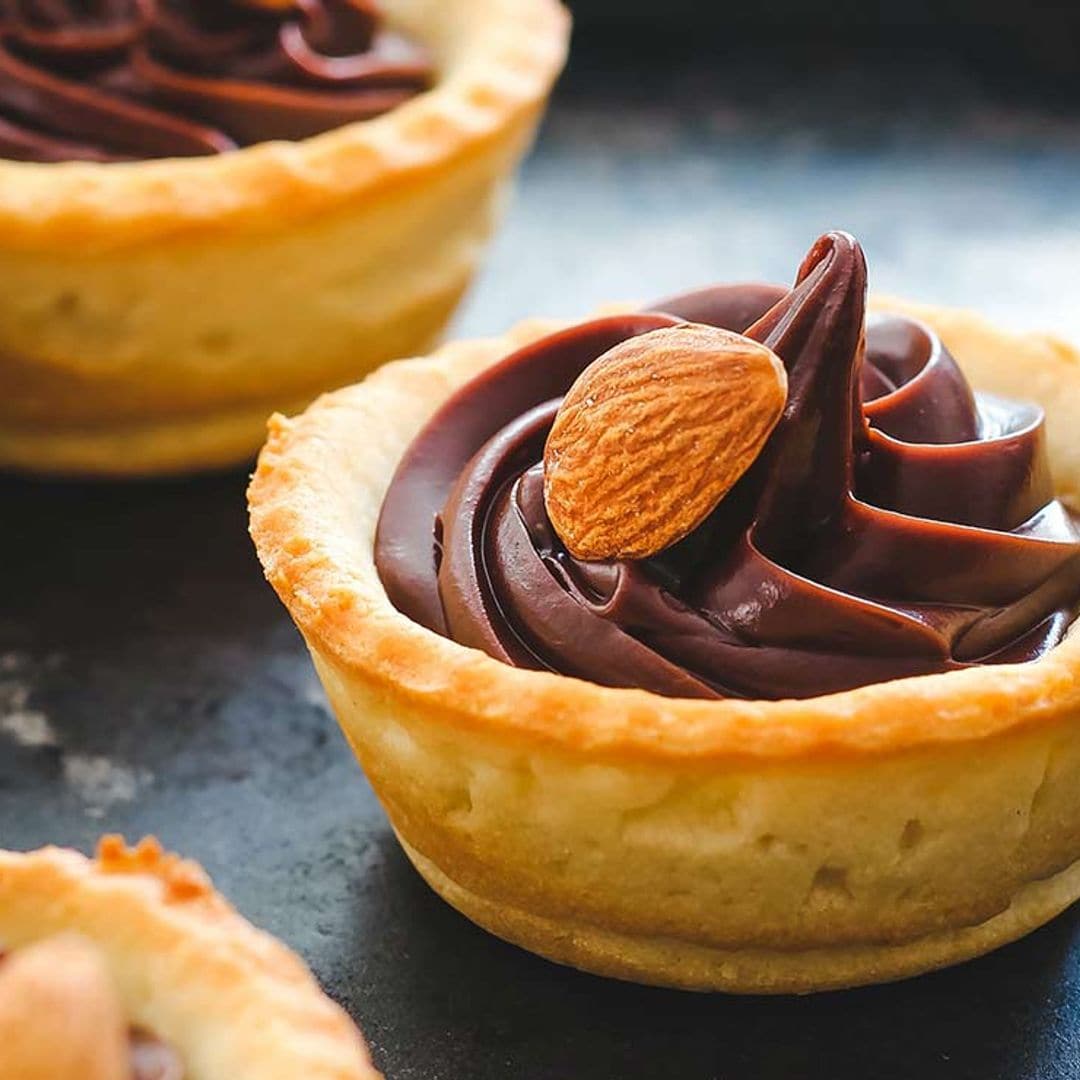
[248,299,1080,764]
[0,838,380,1080]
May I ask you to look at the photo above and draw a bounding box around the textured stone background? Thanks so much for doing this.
[3,36,1080,1080]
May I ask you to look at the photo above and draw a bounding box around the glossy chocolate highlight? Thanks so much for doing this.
[376,233,1080,700]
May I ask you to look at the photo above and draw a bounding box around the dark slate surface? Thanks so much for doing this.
[4,42,1080,1080]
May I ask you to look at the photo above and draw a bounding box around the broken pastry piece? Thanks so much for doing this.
[0,837,380,1079]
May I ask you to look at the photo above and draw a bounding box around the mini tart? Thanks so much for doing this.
[0,837,379,1078]
[0,0,569,477]
[249,300,1080,994]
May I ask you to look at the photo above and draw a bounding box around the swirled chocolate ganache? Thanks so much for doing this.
[0,0,432,161]
[376,232,1080,700]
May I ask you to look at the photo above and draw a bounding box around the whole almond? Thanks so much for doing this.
[543,323,787,561]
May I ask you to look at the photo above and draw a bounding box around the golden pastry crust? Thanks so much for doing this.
[0,0,569,476]
[248,300,1080,992]
[0,837,380,1078]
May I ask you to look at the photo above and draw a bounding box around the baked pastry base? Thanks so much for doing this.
[0,390,313,476]
[402,838,1080,993]
[0,838,380,1078]
[251,298,1080,993]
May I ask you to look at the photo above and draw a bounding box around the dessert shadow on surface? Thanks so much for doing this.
[344,830,1080,1080]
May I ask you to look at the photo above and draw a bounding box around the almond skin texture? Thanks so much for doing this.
[543,323,788,561]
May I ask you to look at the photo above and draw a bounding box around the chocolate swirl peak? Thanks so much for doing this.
[376,233,1080,700]
[0,0,432,162]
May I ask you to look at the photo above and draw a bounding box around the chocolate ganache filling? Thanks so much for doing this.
[376,232,1080,700]
[0,0,431,162]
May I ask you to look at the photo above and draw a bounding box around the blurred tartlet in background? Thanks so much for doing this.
[0,0,568,477]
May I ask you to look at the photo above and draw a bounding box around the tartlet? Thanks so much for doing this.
[0,836,379,1078]
[249,235,1080,993]
[0,0,569,477]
